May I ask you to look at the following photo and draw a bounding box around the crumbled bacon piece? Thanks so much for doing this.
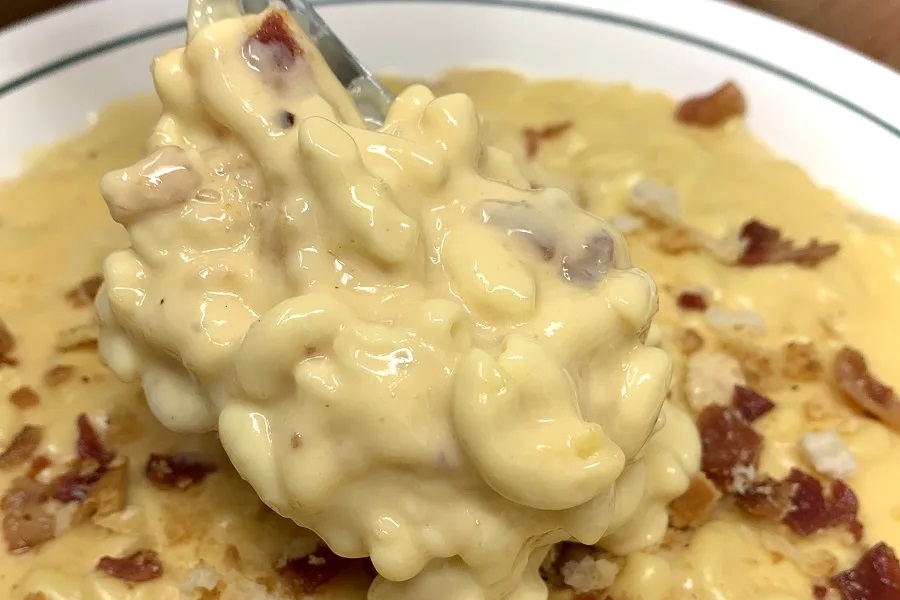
[831,542,900,600]
[737,219,840,268]
[669,472,721,528]
[732,385,775,422]
[697,404,762,489]
[79,459,129,519]
[0,319,17,367]
[26,456,50,480]
[55,321,98,352]
[96,549,164,582]
[523,121,573,159]
[2,477,54,554]
[734,476,795,520]
[277,544,360,595]
[834,346,900,430]
[145,453,217,490]
[782,341,823,381]
[253,12,302,60]
[782,469,863,541]
[9,386,39,409]
[813,583,828,600]
[76,414,114,466]
[51,463,106,503]
[0,425,43,470]
[675,81,746,128]
[64,275,103,308]
[44,364,75,387]
[676,291,709,311]
[51,415,115,503]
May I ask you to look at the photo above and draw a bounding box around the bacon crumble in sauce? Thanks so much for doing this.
[782,469,863,542]
[64,275,103,308]
[8,386,39,409]
[697,404,762,490]
[676,290,709,311]
[43,364,75,387]
[675,81,746,128]
[732,385,775,423]
[830,542,900,600]
[1,477,54,554]
[834,346,900,430]
[96,548,165,582]
[737,219,840,268]
[277,544,367,595]
[145,453,217,490]
[522,121,573,159]
[0,319,18,367]
[50,414,115,504]
[0,426,43,470]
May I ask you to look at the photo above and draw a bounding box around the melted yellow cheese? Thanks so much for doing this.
[1,42,899,600]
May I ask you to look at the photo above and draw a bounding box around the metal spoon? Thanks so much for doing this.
[243,0,395,127]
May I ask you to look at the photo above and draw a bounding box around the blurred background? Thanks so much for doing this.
[1,0,899,71]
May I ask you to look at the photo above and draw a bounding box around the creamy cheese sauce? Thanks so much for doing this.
[93,11,692,600]
[0,21,899,600]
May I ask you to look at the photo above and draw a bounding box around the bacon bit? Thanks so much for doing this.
[64,275,103,308]
[834,346,900,430]
[44,364,75,387]
[55,321,98,352]
[720,336,783,392]
[677,328,704,355]
[50,415,115,504]
[676,291,709,311]
[669,472,721,528]
[51,463,106,503]
[737,219,840,268]
[675,81,746,128]
[79,459,129,519]
[2,476,54,554]
[523,121,573,159]
[782,341,823,381]
[253,12,302,59]
[813,583,828,600]
[27,456,50,480]
[782,469,863,541]
[732,385,775,422]
[277,544,359,595]
[734,476,795,520]
[697,405,762,489]
[831,542,900,600]
[145,453,217,490]
[9,386,39,409]
[76,414,114,466]
[96,549,164,582]
[0,319,17,367]
[0,425,43,470]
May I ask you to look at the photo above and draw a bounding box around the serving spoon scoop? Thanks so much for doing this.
[188,0,395,127]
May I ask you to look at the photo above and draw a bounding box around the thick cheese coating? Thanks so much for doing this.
[94,9,696,600]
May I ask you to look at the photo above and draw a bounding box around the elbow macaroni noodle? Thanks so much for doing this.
[96,8,699,600]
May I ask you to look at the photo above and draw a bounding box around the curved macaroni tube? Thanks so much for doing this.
[299,116,420,265]
[441,225,536,320]
[453,335,626,510]
[235,293,354,400]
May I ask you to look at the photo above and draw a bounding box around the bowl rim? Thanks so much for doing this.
[1,0,898,138]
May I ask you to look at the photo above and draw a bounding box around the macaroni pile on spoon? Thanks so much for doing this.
[97,7,698,599]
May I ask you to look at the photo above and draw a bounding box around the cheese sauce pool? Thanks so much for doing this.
[0,45,899,600]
